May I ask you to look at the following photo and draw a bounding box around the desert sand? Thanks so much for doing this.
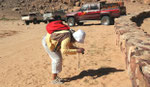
[0,1,150,87]
[0,20,132,87]
[141,18,150,34]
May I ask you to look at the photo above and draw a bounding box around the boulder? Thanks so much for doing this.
[12,7,20,11]
[0,0,4,3]
[75,1,81,7]
[143,0,150,4]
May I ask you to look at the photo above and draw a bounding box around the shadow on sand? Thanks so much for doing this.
[82,23,101,26]
[63,67,124,82]
[71,23,101,27]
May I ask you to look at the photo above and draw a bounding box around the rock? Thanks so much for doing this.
[0,0,4,3]
[12,7,20,11]
[20,0,24,3]
[143,0,150,4]
[21,3,26,7]
[31,5,36,9]
[75,1,80,7]
[63,1,68,4]
[0,5,3,8]
[39,5,44,9]
[131,0,136,3]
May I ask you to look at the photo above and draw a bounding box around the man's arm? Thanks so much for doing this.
[60,37,84,55]
[61,37,78,54]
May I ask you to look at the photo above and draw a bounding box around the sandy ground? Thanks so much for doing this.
[0,1,149,87]
[0,21,132,87]
[141,18,150,34]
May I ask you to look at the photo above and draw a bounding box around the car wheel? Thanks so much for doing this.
[110,18,114,25]
[44,21,47,24]
[57,16,61,20]
[67,17,75,27]
[101,16,111,25]
[37,22,40,24]
[46,18,50,24]
[33,19,37,24]
[25,21,29,25]
[77,22,84,26]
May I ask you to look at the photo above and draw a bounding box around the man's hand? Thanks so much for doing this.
[77,48,85,54]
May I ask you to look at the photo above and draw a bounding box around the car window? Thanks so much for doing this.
[79,4,89,11]
[30,14,36,16]
[90,4,98,10]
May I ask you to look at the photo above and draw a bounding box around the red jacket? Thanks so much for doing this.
[46,20,70,34]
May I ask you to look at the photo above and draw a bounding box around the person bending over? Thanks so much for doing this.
[42,20,85,84]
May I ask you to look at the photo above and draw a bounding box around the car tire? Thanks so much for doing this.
[101,16,111,25]
[67,17,75,27]
[36,21,40,24]
[110,18,114,25]
[44,21,48,24]
[57,16,61,20]
[77,22,84,26]
[46,18,50,24]
[25,21,29,25]
[33,19,37,24]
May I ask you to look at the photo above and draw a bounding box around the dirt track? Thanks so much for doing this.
[0,21,132,87]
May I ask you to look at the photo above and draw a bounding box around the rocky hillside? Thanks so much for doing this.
[0,0,101,19]
[0,0,149,19]
[0,0,96,13]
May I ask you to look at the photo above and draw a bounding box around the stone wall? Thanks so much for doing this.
[114,9,150,87]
